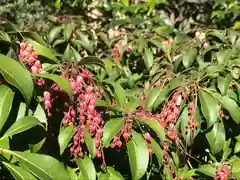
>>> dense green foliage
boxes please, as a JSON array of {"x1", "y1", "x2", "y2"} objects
[{"x1": 0, "y1": 0, "x2": 240, "y2": 180}]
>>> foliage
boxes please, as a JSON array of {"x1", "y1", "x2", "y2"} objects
[{"x1": 0, "y1": 0, "x2": 240, "y2": 180}]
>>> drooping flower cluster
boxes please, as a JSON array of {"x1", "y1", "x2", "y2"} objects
[
  {"x1": 19, "y1": 42, "x2": 45, "y2": 85},
  {"x1": 112, "y1": 43, "x2": 120, "y2": 64},
  {"x1": 43, "y1": 91, "x2": 53, "y2": 117},
  {"x1": 215, "y1": 165, "x2": 232, "y2": 180}
]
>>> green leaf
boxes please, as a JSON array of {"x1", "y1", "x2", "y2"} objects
[
  {"x1": 84, "y1": 127, "x2": 96, "y2": 158},
  {"x1": 144, "y1": 86, "x2": 168, "y2": 109},
  {"x1": 197, "y1": 165, "x2": 216, "y2": 177},
  {"x1": 143, "y1": 48, "x2": 153, "y2": 69},
  {"x1": 78, "y1": 56, "x2": 104, "y2": 67},
  {"x1": 207, "y1": 30, "x2": 226, "y2": 43},
  {"x1": 48, "y1": 26, "x2": 63, "y2": 44},
  {"x1": 32, "y1": 73, "x2": 72, "y2": 96},
  {"x1": 64, "y1": 24, "x2": 72, "y2": 41},
  {"x1": 232, "y1": 160, "x2": 240, "y2": 178},
  {"x1": 3, "y1": 162, "x2": 37, "y2": 180},
  {"x1": 102, "y1": 118, "x2": 125, "y2": 147},
  {"x1": 213, "y1": 93, "x2": 240, "y2": 124},
  {"x1": 228, "y1": 30, "x2": 237, "y2": 45},
  {"x1": 199, "y1": 90, "x2": 219, "y2": 128},
  {"x1": 16, "y1": 102, "x2": 27, "y2": 120},
  {"x1": 0, "y1": 54, "x2": 34, "y2": 105},
  {"x1": 29, "y1": 138, "x2": 46, "y2": 153},
  {"x1": 76, "y1": 156, "x2": 96, "y2": 180},
  {"x1": 21, "y1": 32, "x2": 46, "y2": 45},
  {"x1": 2, "y1": 116, "x2": 41, "y2": 139},
  {"x1": 206, "y1": 120, "x2": 225, "y2": 155},
  {"x1": 33, "y1": 103, "x2": 47, "y2": 124},
  {"x1": 98, "y1": 167, "x2": 124, "y2": 180},
  {"x1": 53, "y1": 39, "x2": 65, "y2": 47},
  {"x1": 216, "y1": 49, "x2": 231, "y2": 65},
  {"x1": 2, "y1": 150, "x2": 70, "y2": 180},
  {"x1": 76, "y1": 32, "x2": 93, "y2": 53},
  {"x1": 58, "y1": 125, "x2": 75, "y2": 155},
  {"x1": 234, "y1": 142, "x2": 240, "y2": 154},
  {"x1": 150, "y1": 139, "x2": 163, "y2": 167},
  {"x1": 137, "y1": 117, "x2": 165, "y2": 142},
  {"x1": 26, "y1": 39, "x2": 57, "y2": 62},
  {"x1": 0, "y1": 84, "x2": 15, "y2": 132},
  {"x1": 67, "y1": 167, "x2": 78, "y2": 180},
  {"x1": 110, "y1": 82, "x2": 125, "y2": 108},
  {"x1": 217, "y1": 75, "x2": 231, "y2": 95},
  {"x1": 182, "y1": 48, "x2": 198, "y2": 68},
  {"x1": 126, "y1": 131, "x2": 149, "y2": 180}
]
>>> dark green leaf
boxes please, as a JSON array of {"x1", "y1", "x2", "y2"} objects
[
  {"x1": 78, "y1": 56, "x2": 104, "y2": 67},
  {"x1": 102, "y1": 118, "x2": 125, "y2": 147},
  {"x1": 2, "y1": 116, "x2": 41, "y2": 138},
  {"x1": 84, "y1": 127, "x2": 96, "y2": 158},
  {"x1": 0, "y1": 84, "x2": 15, "y2": 132},
  {"x1": 199, "y1": 90, "x2": 219, "y2": 128},
  {"x1": 216, "y1": 49, "x2": 231, "y2": 65},
  {"x1": 76, "y1": 156, "x2": 96, "y2": 180},
  {"x1": 3, "y1": 162, "x2": 37, "y2": 180},
  {"x1": 206, "y1": 120, "x2": 225, "y2": 154},
  {"x1": 32, "y1": 73, "x2": 72, "y2": 96},
  {"x1": 137, "y1": 117, "x2": 165, "y2": 142},
  {"x1": 182, "y1": 48, "x2": 198, "y2": 68},
  {"x1": 58, "y1": 125, "x2": 74, "y2": 155},
  {"x1": 126, "y1": 131, "x2": 149, "y2": 180},
  {"x1": 217, "y1": 75, "x2": 231, "y2": 95},
  {"x1": 0, "y1": 54, "x2": 34, "y2": 105}
]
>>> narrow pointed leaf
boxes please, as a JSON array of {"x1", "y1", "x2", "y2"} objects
[
  {"x1": 76, "y1": 156, "x2": 96, "y2": 180},
  {"x1": 217, "y1": 75, "x2": 231, "y2": 95},
  {"x1": 33, "y1": 104, "x2": 47, "y2": 124},
  {"x1": 199, "y1": 90, "x2": 218, "y2": 128},
  {"x1": 84, "y1": 127, "x2": 96, "y2": 158},
  {"x1": 3, "y1": 162, "x2": 37, "y2": 180},
  {"x1": 206, "y1": 120, "x2": 225, "y2": 154},
  {"x1": 67, "y1": 167, "x2": 78, "y2": 180},
  {"x1": 1, "y1": 150, "x2": 70, "y2": 180},
  {"x1": 126, "y1": 131, "x2": 149, "y2": 180},
  {"x1": 102, "y1": 118, "x2": 125, "y2": 147},
  {"x1": 48, "y1": 26, "x2": 63, "y2": 44},
  {"x1": 150, "y1": 139, "x2": 163, "y2": 167},
  {"x1": 3, "y1": 116, "x2": 41, "y2": 138},
  {"x1": 143, "y1": 48, "x2": 153, "y2": 69},
  {"x1": 32, "y1": 73, "x2": 72, "y2": 96},
  {"x1": 78, "y1": 56, "x2": 104, "y2": 67},
  {"x1": 145, "y1": 86, "x2": 168, "y2": 109},
  {"x1": 137, "y1": 117, "x2": 165, "y2": 142},
  {"x1": 58, "y1": 125, "x2": 75, "y2": 155},
  {"x1": 0, "y1": 54, "x2": 33, "y2": 105},
  {"x1": 64, "y1": 23, "x2": 72, "y2": 41},
  {"x1": 182, "y1": 48, "x2": 198, "y2": 68},
  {"x1": 0, "y1": 85, "x2": 15, "y2": 132}
]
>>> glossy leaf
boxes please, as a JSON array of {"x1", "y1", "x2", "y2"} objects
[
  {"x1": 67, "y1": 167, "x2": 78, "y2": 180},
  {"x1": 1, "y1": 150, "x2": 70, "y2": 180},
  {"x1": 137, "y1": 117, "x2": 165, "y2": 142},
  {"x1": 213, "y1": 93, "x2": 240, "y2": 124},
  {"x1": 143, "y1": 48, "x2": 153, "y2": 69},
  {"x1": 64, "y1": 24, "x2": 72, "y2": 41},
  {"x1": 32, "y1": 73, "x2": 72, "y2": 96},
  {"x1": 145, "y1": 86, "x2": 168, "y2": 109},
  {"x1": 33, "y1": 104, "x2": 47, "y2": 124},
  {"x1": 3, "y1": 162, "x2": 37, "y2": 180},
  {"x1": 84, "y1": 127, "x2": 96, "y2": 158},
  {"x1": 197, "y1": 165, "x2": 216, "y2": 177},
  {"x1": 26, "y1": 39, "x2": 57, "y2": 61},
  {"x1": 78, "y1": 56, "x2": 104, "y2": 67},
  {"x1": 217, "y1": 75, "x2": 231, "y2": 95},
  {"x1": 150, "y1": 139, "x2": 163, "y2": 167},
  {"x1": 199, "y1": 90, "x2": 218, "y2": 128},
  {"x1": 76, "y1": 156, "x2": 96, "y2": 180},
  {"x1": 58, "y1": 125, "x2": 75, "y2": 155},
  {"x1": 182, "y1": 48, "x2": 198, "y2": 68},
  {"x1": 48, "y1": 26, "x2": 63, "y2": 44},
  {"x1": 206, "y1": 120, "x2": 225, "y2": 154},
  {"x1": 98, "y1": 167, "x2": 124, "y2": 180},
  {"x1": 110, "y1": 82, "x2": 125, "y2": 108},
  {"x1": 0, "y1": 54, "x2": 34, "y2": 105},
  {"x1": 102, "y1": 118, "x2": 125, "y2": 147},
  {"x1": 2, "y1": 116, "x2": 41, "y2": 139},
  {"x1": 29, "y1": 138, "x2": 46, "y2": 153},
  {"x1": 126, "y1": 131, "x2": 149, "y2": 180},
  {"x1": 0, "y1": 85, "x2": 15, "y2": 132}
]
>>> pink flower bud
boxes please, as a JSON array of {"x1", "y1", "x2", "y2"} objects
[
  {"x1": 43, "y1": 91, "x2": 51, "y2": 101},
  {"x1": 20, "y1": 43, "x2": 26, "y2": 50},
  {"x1": 31, "y1": 66, "x2": 39, "y2": 73},
  {"x1": 144, "y1": 133, "x2": 151, "y2": 141}
]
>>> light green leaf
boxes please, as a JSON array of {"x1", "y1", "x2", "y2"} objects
[
  {"x1": 78, "y1": 56, "x2": 104, "y2": 67},
  {"x1": 33, "y1": 103, "x2": 47, "y2": 124},
  {"x1": 217, "y1": 75, "x2": 231, "y2": 95},
  {"x1": 0, "y1": 54, "x2": 34, "y2": 105},
  {"x1": 199, "y1": 90, "x2": 219, "y2": 128},
  {"x1": 126, "y1": 131, "x2": 149, "y2": 180},
  {"x1": 3, "y1": 162, "x2": 37, "y2": 180},
  {"x1": 2, "y1": 116, "x2": 41, "y2": 139},
  {"x1": 98, "y1": 167, "x2": 124, "y2": 180},
  {"x1": 84, "y1": 127, "x2": 96, "y2": 158},
  {"x1": 67, "y1": 167, "x2": 78, "y2": 180},
  {"x1": 197, "y1": 165, "x2": 216, "y2": 177},
  {"x1": 102, "y1": 118, "x2": 125, "y2": 147},
  {"x1": 206, "y1": 120, "x2": 225, "y2": 154},
  {"x1": 29, "y1": 138, "x2": 46, "y2": 153},
  {"x1": 64, "y1": 24, "x2": 72, "y2": 41},
  {"x1": 48, "y1": 26, "x2": 63, "y2": 44},
  {"x1": 150, "y1": 139, "x2": 162, "y2": 167},
  {"x1": 232, "y1": 160, "x2": 240, "y2": 178},
  {"x1": 234, "y1": 142, "x2": 240, "y2": 154},
  {"x1": 143, "y1": 48, "x2": 153, "y2": 69},
  {"x1": 76, "y1": 156, "x2": 96, "y2": 180},
  {"x1": 1, "y1": 150, "x2": 70, "y2": 180},
  {"x1": 26, "y1": 39, "x2": 57, "y2": 61},
  {"x1": 58, "y1": 125, "x2": 75, "y2": 155},
  {"x1": 182, "y1": 48, "x2": 198, "y2": 68},
  {"x1": 0, "y1": 84, "x2": 15, "y2": 132},
  {"x1": 137, "y1": 117, "x2": 165, "y2": 142},
  {"x1": 32, "y1": 73, "x2": 72, "y2": 96}
]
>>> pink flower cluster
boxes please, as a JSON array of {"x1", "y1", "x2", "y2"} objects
[
  {"x1": 19, "y1": 42, "x2": 45, "y2": 85},
  {"x1": 215, "y1": 165, "x2": 232, "y2": 180}
]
